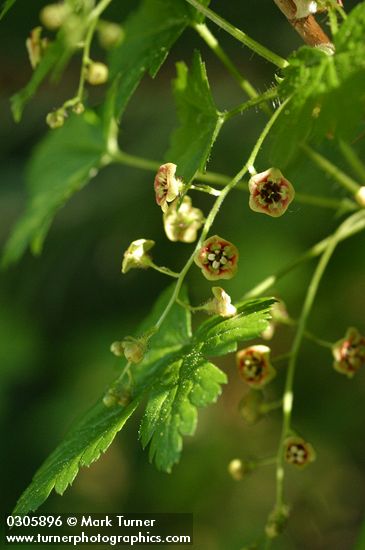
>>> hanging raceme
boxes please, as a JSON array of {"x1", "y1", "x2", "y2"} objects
[{"x1": 3, "y1": 0, "x2": 365, "y2": 547}]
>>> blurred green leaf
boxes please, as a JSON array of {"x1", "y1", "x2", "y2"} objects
[
  {"x1": 0, "y1": 0, "x2": 16, "y2": 20},
  {"x1": 354, "y1": 516, "x2": 365, "y2": 550},
  {"x1": 271, "y1": 2, "x2": 365, "y2": 166},
  {"x1": 11, "y1": 17, "x2": 87, "y2": 122},
  {"x1": 2, "y1": 112, "x2": 105, "y2": 266},
  {"x1": 166, "y1": 50, "x2": 223, "y2": 183},
  {"x1": 13, "y1": 285, "x2": 273, "y2": 512},
  {"x1": 107, "y1": 0, "x2": 210, "y2": 121}
]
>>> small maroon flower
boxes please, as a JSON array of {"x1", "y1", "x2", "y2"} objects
[
  {"x1": 194, "y1": 235, "x2": 239, "y2": 281},
  {"x1": 236, "y1": 345, "x2": 276, "y2": 389},
  {"x1": 284, "y1": 436, "x2": 316, "y2": 468},
  {"x1": 332, "y1": 327, "x2": 365, "y2": 378},
  {"x1": 154, "y1": 163, "x2": 181, "y2": 212},
  {"x1": 248, "y1": 168, "x2": 295, "y2": 217}
]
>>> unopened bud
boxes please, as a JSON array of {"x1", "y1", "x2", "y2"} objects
[
  {"x1": 40, "y1": 3, "x2": 70, "y2": 30},
  {"x1": 97, "y1": 21, "x2": 124, "y2": 49},
  {"x1": 86, "y1": 61, "x2": 109, "y2": 85},
  {"x1": 46, "y1": 109, "x2": 65, "y2": 129}
]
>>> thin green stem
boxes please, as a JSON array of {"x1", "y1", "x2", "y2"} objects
[
  {"x1": 190, "y1": 183, "x2": 221, "y2": 197},
  {"x1": 260, "y1": 400, "x2": 283, "y2": 414},
  {"x1": 149, "y1": 263, "x2": 180, "y2": 278},
  {"x1": 302, "y1": 143, "x2": 361, "y2": 195},
  {"x1": 184, "y1": 0, "x2": 288, "y2": 69},
  {"x1": 242, "y1": 210, "x2": 365, "y2": 300},
  {"x1": 63, "y1": 0, "x2": 113, "y2": 110},
  {"x1": 338, "y1": 140, "x2": 365, "y2": 185},
  {"x1": 274, "y1": 210, "x2": 365, "y2": 510},
  {"x1": 328, "y1": 8, "x2": 339, "y2": 36},
  {"x1": 193, "y1": 22, "x2": 272, "y2": 115},
  {"x1": 223, "y1": 88, "x2": 278, "y2": 121},
  {"x1": 153, "y1": 99, "x2": 290, "y2": 331},
  {"x1": 278, "y1": 316, "x2": 334, "y2": 349}
]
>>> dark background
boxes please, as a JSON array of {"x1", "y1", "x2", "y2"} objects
[{"x1": 1, "y1": 1, "x2": 365, "y2": 549}]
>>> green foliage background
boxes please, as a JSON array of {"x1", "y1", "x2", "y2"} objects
[{"x1": 1, "y1": 1, "x2": 365, "y2": 548}]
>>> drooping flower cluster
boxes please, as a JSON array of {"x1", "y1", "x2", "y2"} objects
[
  {"x1": 332, "y1": 327, "x2": 365, "y2": 378},
  {"x1": 284, "y1": 436, "x2": 316, "y2": 468},
  {"x1": 236, "y1": 345, "x2": 276, "y2": 389},
  {"x1": 248, "y1": 168, "x2": 295, "y2": 217},
  {"x1": 194, "y1": 235, "x2": 239, "y2": 281}
]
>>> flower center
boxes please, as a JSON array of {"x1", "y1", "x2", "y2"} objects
[
  {"x1": 242, "y1": 355, "x2": 264, "y2": 380},
  {"x1": 260, "y1": 181, "x2": 282, "y2": 204},
  {"x1": 207, "y1": 245, "x2": 231, "y2": 271},
  {"x1": 286, "y1": 444, "x2": 308, "y2": 465}
]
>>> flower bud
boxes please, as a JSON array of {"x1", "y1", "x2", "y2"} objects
[
  {"x1": 239, "y1": 390, "x2": 265, "y2": 425},
  {"x1": 103, "y1": 387, "x2": 131, "y2": 408},
  {"x1": 86, "y1": 61, "x2": 109, "y2": 85},
  {"x1": 355, "y1": 187, "x2": 365, "y2": 208},
  {"x1": 46, "y1": 109, "x2": 66, "y2": 129},
  {"x1": 154, "y1": 163, "x2": 182, "y2": 212},
  {"x1": 332, "y1": 327, "x2": 365, "y2": 378},
  {"x1": 163, "y1": 196, "x2": 204, "y2": 243},
  {"x1": 72, "y1": 102, "x2": 85, "y2": 115},
  {"x1": 248, "y1": 168, "x2": 295, "y2": 217},
  {"x1": 121, "y1": 239, "x2": 155, "y2": 274},
  {"x1": 97, "y1": 21, "x2": 124, "y2": 49},
  {"x1": 265, "y1": 505, "x2": 290, "y2": 539},
  {"x1": 236, "y1": 345, "x2": 276, "y2": 389},
  {"x1": 115, "y1": 336, "x2": 147, "y2": 364},
  {"x1": 284, "y1": 436, "x2": 316, "y2": 468},
  {"x1": 261, "y1": 300, "x2": 288, "y2": 340},
  {"x1": 194, "y1": 235, "x2": 239, "y2": 281},
  {"x1": 228, "y1": 459, "x2": 249, "y2": 481},
  {"x1": 26, "y1": 27, "x2": 49, "y2": 69},
  {"x1": 40, "y1": 3, "x2": 70, "y2": 30},
  {"x1": 204, "y1": 287, "x2": 237, "y2": 317}
]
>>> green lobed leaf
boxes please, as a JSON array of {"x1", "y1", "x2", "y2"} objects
[
  {"x1": 195, "y1": 298, "x2": 276, "y2": 357},
  {"x1": 165, "y1": 50, "x2": 223, "y2": 183},
  {"x1": 13, "y1": 285, "x2": 190, "y2": 514},
  {"x1": 14, "y1": 399, "x2": 141, "y2": 514},
  {"x1": 13, "y1": 286, "x2": 273, "y2": 512},
  {"x1": 0, "y1": 0, "x2": 16, "y2": 20},
  {"x1": 139, "y1": 352, "x2": 226, "y2": 472},
  {"x1": 106, "y1": 0, "x2": 210, "y2": 121},
  {"x1": 2, "y1": 112, "x2": 105, "y2": 266},
  {"x1": 270, "y1": 3, "x2": 365, "y2": 166}
]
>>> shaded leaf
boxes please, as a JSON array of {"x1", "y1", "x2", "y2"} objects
[
  {"x1": 13, "y1": 285, "x2": 189, "y2": 514},
  {"x1": 106, "y1": 0, "x2": 210, "y2": 121},
  {"x1": 0, "y1": 0, "x2": 16, "y2": 20},
  {"x1": 271, "y1": 3, "x2": 365, "y2": 166},
  {"x1": 2, "y1": 112, "x2": 105, "y2": 266},
  {"x1": 166, "y1": 50, "x2": 223, "y2": 183}
]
